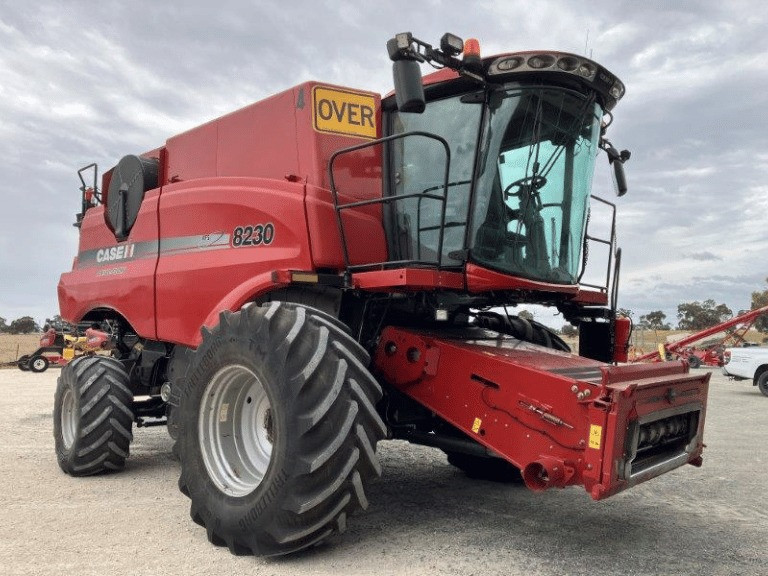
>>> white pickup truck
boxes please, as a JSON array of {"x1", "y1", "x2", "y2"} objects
[{"x1": 722, "y1": 346, "x2": 768, "y2": 397}]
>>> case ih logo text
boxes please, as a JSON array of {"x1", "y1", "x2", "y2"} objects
[
  {"x1": 97, "y1": 244, "x2": 136, "y2": 263},
  {"x1": 312, "y1": 86, "x2": 377, "y2": 138}
]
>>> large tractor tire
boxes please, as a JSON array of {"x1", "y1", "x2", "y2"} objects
[
  {"x1": 29, "y1": 355, "x2": 50, "y2": 373},
  {"x1": 17, "y1": 355, "x2": 31, "y2": 371},
  {"x1": 53, "y1": 356, "x2": 134, "y2": 475},
  {"x1": 176, "y1": 302, "x2": 387, "y2": 556},
  {"x1": 444, "y1": 451, "x2": 524, "y2": 483}
]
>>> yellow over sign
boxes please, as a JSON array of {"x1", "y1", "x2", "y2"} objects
[{"x1": 313, "y1": 86, "x2": 377, "y2": 138}]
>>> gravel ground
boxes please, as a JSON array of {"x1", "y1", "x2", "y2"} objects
[{"x1": 1, "y1": 366, "x2": 765, "y2": 576}]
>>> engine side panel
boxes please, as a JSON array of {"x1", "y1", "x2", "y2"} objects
[{"x1": 154, "y1": 178, "x2": 313, "y2": 346}]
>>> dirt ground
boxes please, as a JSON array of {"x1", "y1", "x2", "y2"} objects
[{"x1": 0, "y1": 366, "x2": 765, "y2": 576}]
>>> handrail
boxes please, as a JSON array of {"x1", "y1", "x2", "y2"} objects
[
  {"x1": 328, "y1": 131, "x2": 452, "y2": 271},
  {"x1": 578, "y1": 194, "x2": 617, "y2": 295}
]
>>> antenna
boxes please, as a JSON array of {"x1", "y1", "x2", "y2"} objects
[{"x1": 584, "y1": 28, "x2": 593, "y2": 59}]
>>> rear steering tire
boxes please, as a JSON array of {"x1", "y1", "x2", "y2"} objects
[
  {"x1": 176, "y1": 302, "x2": 386, "y2": 556},
  {"x1": 53, "y1": 356, "x2": 134, "y2": 475}
]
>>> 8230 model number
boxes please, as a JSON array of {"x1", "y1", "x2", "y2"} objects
[{"x1": 232, "y1": 223, "x2": 275, "y2": 247}]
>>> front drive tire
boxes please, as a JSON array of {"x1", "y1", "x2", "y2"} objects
[
  {"x1": 176, "y1": 302, "x2": 387, "y2": 556},
  {"x1": 53, "y1": 356, "x2": 134, "y2": 475},
  {"x1": 757, "y1": 372, "x2": 768, "y2": 397}
]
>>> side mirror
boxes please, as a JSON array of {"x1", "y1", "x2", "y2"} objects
[
  {"x1": 392, "y1": 59, "x2": 425, "y2": 113},
  {"x1": 612, "y1": 158, "x2": 627, "y2": 197},
  {"x1": 603, "y1": 142, "x2": 630, "y2": 197}
]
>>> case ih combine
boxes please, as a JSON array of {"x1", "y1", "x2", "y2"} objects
[{"x1": 55, "y1": 32, "x2": 710, "y2": 556}]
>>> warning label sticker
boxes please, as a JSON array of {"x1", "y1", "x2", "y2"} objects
[
  {"x1": 312, "y1": 86, "x2": 377, "y2": 138},
  {"x1": 588, "y1": 424, "x2": 603, "y2": 449}
]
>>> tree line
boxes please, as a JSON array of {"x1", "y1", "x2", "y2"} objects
[
  {"x1": 0, "y1": 316, "x2": 41, "y2": 334},
  {"x1": 0, "y1": 314, "x2": 71, "y2": 335},
  {"x1": 620, "y1": 278, "x2": 768, "y2": 334}
]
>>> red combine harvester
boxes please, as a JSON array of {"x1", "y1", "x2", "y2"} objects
[
  {"x1": 55, "y1": 32, "x2": 710, "y2": 556},
  {"x1": 634, "y1": 305, "x2": 768, "y2": 368}
]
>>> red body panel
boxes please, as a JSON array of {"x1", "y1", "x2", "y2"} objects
[
  {"x1": 59, "y1": 82, "x2": 386, "y2": 346},
  {"x1": 374, "y1": 327, "x2": 709, "y2": 498},
  {"x1": 352, "y1": 268, "x2": 465, "y2": 291},
  {"x1": 59, "y1": 190, "x2": 160, "y2": 338},
  {"x1": 154, "y1": 177, "x2": 312, "y2": 345}
]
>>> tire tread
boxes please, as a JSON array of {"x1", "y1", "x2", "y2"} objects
[
  {"x1": 53, "y1": 356, "x2": 134, "y2": 476},
  {"x1": 176, "y1": 302, "x2": 386, "y2": 556}
]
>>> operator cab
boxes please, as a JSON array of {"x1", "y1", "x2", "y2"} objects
[
  {"x1": 331, "y1": 32, "x2": 630, "y2": 303},
  {"x1": 387, "y1": 81, "x2": 604, "y2": 286}
]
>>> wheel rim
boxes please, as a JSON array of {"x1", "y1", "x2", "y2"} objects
[
  {"x1": 199, "y1": 364, "x2": 273, "y2": 497},
  {"x1": 32, "y1": 358, "x2": 46, "y2": 371},
  {"x1": 60, "y1": 387, "x2": 77, "y2": 449}
]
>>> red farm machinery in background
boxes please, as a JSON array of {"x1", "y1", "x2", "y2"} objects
[
  {"x1": 634, "y1": 305, "x2": 768, "y2": 368},
  {"x1": 52, "y1": 32, "x2": 710, "y2": 556},
  {"x1": 16, "y1": 323, "x2": 113, "y2": 373}
]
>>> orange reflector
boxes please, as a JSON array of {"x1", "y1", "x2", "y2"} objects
[
  {"x1": 464, "y1": 38, "x2": 481, "y2": 58},
  {"x1": 291, "y1": 272, "x2": 319, "y2": 284}
]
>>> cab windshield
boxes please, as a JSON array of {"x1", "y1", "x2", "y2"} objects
[
  {"x1": 388, "y1": 85, "x2": 602, "y2": 285},
  {"x1": 471, "y1": 87, "x2": 603, "y2": 284}
]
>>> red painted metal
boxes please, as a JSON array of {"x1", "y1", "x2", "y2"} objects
[
  {"x1": 59, "y1": 82, "x2": 386, "y2": 347},
  {"x1": 351, "y1": 268, "x2": 465, "y2": 291},
  {"x1": 465, "y1": 263, "x2": 580, "y2": 296},
  {"x1": 40, "y1": 328, "x2": 56, "y2": 348},
  {"x1": 374, "y1": 326, "x2": 709, "y2": 499},
  {"x1": 635, "y1": 305, "x2": 768, "y2": 363},
  {"x1": 59, "y1": 189, "x2": 161, "y2": 339},
  {"x1": 613, "y1": 316, "x2": 631, "y2": 363}
]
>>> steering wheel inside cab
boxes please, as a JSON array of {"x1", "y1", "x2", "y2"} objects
[{"x1": 502, "y1": 175, "x2": 547, "y2": 201}]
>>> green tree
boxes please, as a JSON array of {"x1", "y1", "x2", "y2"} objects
[
  {"x1": 8, "y1": 316, "x2": 41, "y2": 334},
  {"x1": 677, "y1": 300, "x2": 732, "y2": 330},
  {"x1": 616, "y1": 308, "x2": 633, "y2": 323},
  {"x1": 751, "y1": 277, "x2": 768, "y2": 333},
  {"x1": 640, "y1": 310, "x2": 671, "y2": 331},
  {"x1": 0, "y1": 316, "x2": 7, "y2": 333},
  {"x1": 561, "y1": 324, "x2": 578, "y2": 337}
]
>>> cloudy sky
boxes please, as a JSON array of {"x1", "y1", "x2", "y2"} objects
[{"x1": 1, "y1": 0, "x2": 766, "y2": 329}]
